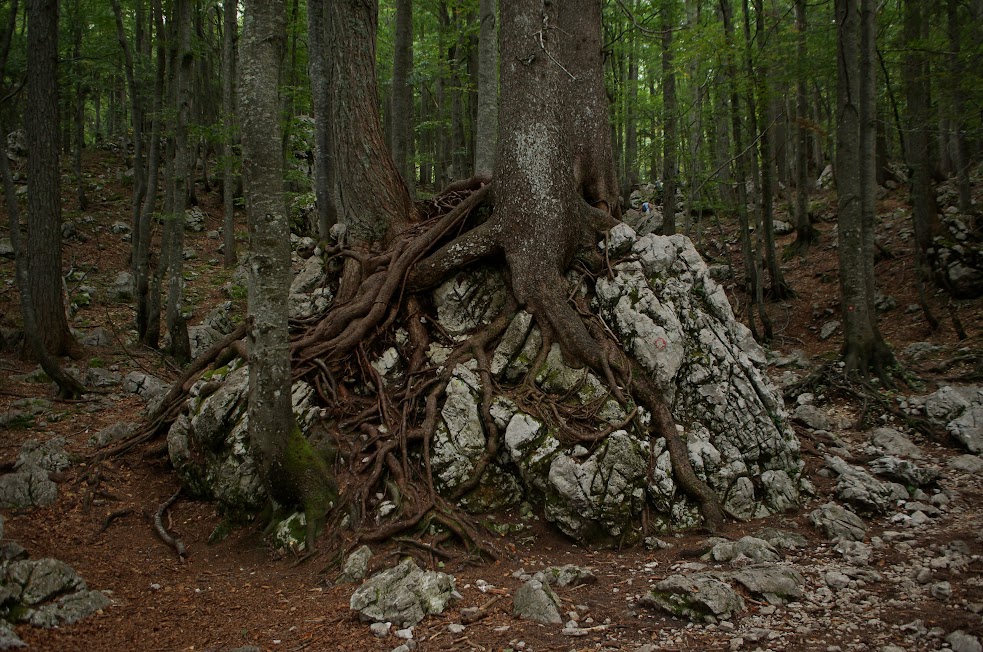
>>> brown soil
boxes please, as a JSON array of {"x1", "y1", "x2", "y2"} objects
[{"x1": 1, "y1": 147, "x2": 982, "y2": 651}]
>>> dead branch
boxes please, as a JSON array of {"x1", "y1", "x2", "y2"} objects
[{"x1": 153, "y1": 488, "x2": 187, "y2": 558}]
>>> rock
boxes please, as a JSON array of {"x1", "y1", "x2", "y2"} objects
[
  {"x1": 708, "y1": 536, "x2": 780, "y2": 564},
  {"x1": 754, "y1": 528, "x2": 807, "y2": 550},
  {"x1": 88, "y1": 422, "x2": 138, "y2": 449},
  {"x1": 773, "y1": 220, "x2": 794, "y2": 235},
  {"x1": 512, "y1": 578, "x2": 562, "y2": 624},
  {"x1": 289, "y1": 288, "x2": 333, "y2": 320},
  {"x1": 109, "y1": 271, "x2": 133, "y2": 301},
  {"x1": 110, "y1": 221, "x2": 130, "y2": 234},
  {"x1": 808, "y1": 502, "x2": 868, "y2": 542},
  {"x1": 834, "y1": 540, "x2": 872, "y2": 566},
  {"x1": 868, "y1": 427, "x2": 923, "y2": 459},
  {"x1": 0, "y1": 558, "x2": 110, "y2": 628},
  {"x1": 947, "y1": 631, "x2": 982, "y2": 652},
  {"x1": 920, "y1": 386, "x2": 983, "y2": 453},
  {"x1": 188, "y1": 325, "x2": 223, "y2": 360},
  {"x1": 639, "y1": 572, "x2": 744, "y2": 623},
  {"x1": 825, "y1": 456, "x2": 900, "y2": 514},
  {"x1": 0, "y1": 239, "x2": 12, "y2": 260},
  {"x1": 543, "y1": 565, "x2": 597, "y2": 588},
  {"x1": 124, "y1": 371, "x2": 168, "y2": 401},
  {"x1": 434, "y1": 265, "x2": 508, "y2": 338},
  {"x1": 817, "y1": 163, "x2": 834, "y2": 189},
  {"x1": 185, "y1": 206, "x2": 206, "y2": 232},
  {"x1": 731, "y1": 566, "x2": 804, "y2": 604},
  {"x1": 949, "y1": 455, "x2": 983, "y2": 474},
  {"x1": 349, "y1": 559, "x2": 457, "y2": 627},
  {"x1": 79, "y1": 327, "x2": 113, "y2": 348},
  {"x1": 337, "y1": 545, "x2": 373, "y2": 584},
  {"x1": 16, "y1": 438, "x2": 70, "y2": 473},
  {"x1": 290, "y1": 255, "x2": 327, "y2": 295},
  {"x1": 202, "y1": 301, "x2": 237, "y2": 335},
  {"x1": 867, "y1": 456, "x2": 939, "y2": 487},
  {"x1": 369, "y1": 622, "x2": 391, "y2": 637},
  {"x1": 819, "y1": 321, "x2": 840, "y2": 341},
  {"x1": 85, "y1": 367, "x2": 122, "y2": 388},
  {"x1": 793, "y1": 404, "x2": 832, "y2": 431},
  {"x1": 0, "y1": 470, "x2": 58, "y2": 509}
]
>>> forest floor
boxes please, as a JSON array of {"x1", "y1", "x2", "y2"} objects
[{"x1": 1, "y1": 148, "x2": 983, "y2": 652}]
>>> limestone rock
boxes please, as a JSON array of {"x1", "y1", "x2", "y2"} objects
[
  {"x1": 867, "y1": 456, "x2": 939, "y2": 487},
  {"x1": 290, "y1": 255, "x2": 327, "y2": 296},
  {"x1": 349, "y1": 559, "x2": 457, "y2": 627},
  {"x1": 88, "y1": 422, "x2": 138, "y2": 449},
  {"x1": 0, "y1": 558, "x2": 110, "y2": 628},
  {"x1": 825, "y1": 456, "x2": 901, "y2": 514},
  {"x1": 640, "y1": 572, "x2": 744, "y2": 623},
  {"x1": 109, "y1": 271, "x2": 133, "y2": 301},
  {"x1": 808, "y1": 502, "x2": 868, "y2": 542},
  {"x1": 543, "y1": 565, "x2": 597, "y2": 588},
  {"x1": 920, "y1": 386, "x2": 983, "y2": 453},
  {"x1": 337, "y1": 545, "x2": 373, "y2": 584},
  {"x1": 124, "y1": 372, "x2": 168, "y2": 401},
  {"x1": 433, "y1": 265, "x2": 507, "y2": 338},
  {"x1": 948, "y1": 631, "x2": 983, "y2": 652},
  {"x1": 512, "y1": 578, "x2": 562, "y2": 624},
  {"x1": 868, "y1": 427, "x2": 923, "y2": 459},
  {"x1": 731, "y1": 566, "x2": 804, "y2": 604},
  {"x1": 0, "y1": 471, "x2": 57, "y2": 509},
  {"x1": 709, "y1": 536, "x2": 780, "y2": 564}
]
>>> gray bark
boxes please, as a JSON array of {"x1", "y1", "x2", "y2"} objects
[
  {"x1": 222, "y1": 0, "x2": 237, "y2": 266},
  {"x1": 241, "y1": 0, "x2": 293, "y2": 484},
  {"x1": 661, "y1": 0, "x2": 678, "y2": 235},
  {"x1": 473, "y1": 0, "x2": 497, "y2": 178},
  {"x1": 26, "y1": 0, "x2": 76, "y2": 357},
  {"x1": 306, "y1": 0, "x2": 338, "y2": 240},
  {"x1": 792, "y1": 0, "x2": 815, "y2": 251}
]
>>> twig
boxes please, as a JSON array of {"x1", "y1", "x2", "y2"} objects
[
  {"x1": 153, "y1": 488, "x2": 187, "y2": 558},
  {"x1": 98, "y1": 507, "x2": 133, "y2": 534}
]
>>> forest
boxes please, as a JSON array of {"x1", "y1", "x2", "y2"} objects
[{"x1": 0, "y1": 0, "x2": 982, "y2": 650}]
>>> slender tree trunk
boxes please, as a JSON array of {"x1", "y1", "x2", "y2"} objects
[
  {"x1": 26, "y1": 0, "x2": 77, "y2": 358},
  {"x1": 622, "y1": 12, "x2": 638, "y2": 206},
  {"x1": 164, "y1": 0, "x2": 193, "y2": 362},
  {"x1": 72, "y1": 0, "x2": 87, "y2": 211},
  {"x1": 791, "y1": 0, "x2": 816, "y2": 253},
  {"x1": 947, "y1": 0, "x2": 972, "y2": 214},
  {"x1": 222, "y1": 0, "x2": 237, "y2": 266},
  {"x1": 473, "y1": 0, "x2": 497, "y2": 178},
  {"x1": 391, "y1": 0, "x2": 414, "y2": 194},
  {"x1": 241, "y1": 0, "x2": 335, "y2": 550},
  {"x1": 307, "y1": 0, "x2": 338, "y2": 241},
  {"x1": 662, "y1": 0, "x2": 678, "y2": 235}
]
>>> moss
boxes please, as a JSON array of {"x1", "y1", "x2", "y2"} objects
[{"x1": 270, "y1": 424, "x2": 338, "y2": 549}]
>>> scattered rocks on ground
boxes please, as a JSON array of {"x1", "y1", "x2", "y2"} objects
[
  {"x1": 825, "y1": 456, "x2": 905, "y2": 514},
  {"x1": 542, "y1": 565, "x2": 597, "y2": 588},
  {"x1": 349, "y1": 559, "x2": 457, "y2": 627},
  {"x1": 808, "y1": 502, "x2": 868, "y2": 541},
  {"x1": 337, "y1": 545, "x2": 373, "y2": 584},
  {"x1": 639, "y1": 572, "x2": 744, "y2": 623},
  {"x1": 512, "y1": 577, "x2": 562, "y2": 624},
  {"x1": 708, "y1": 536, "x2": 780, "y2": 564},
  {"x1": 730, "y1": 565, "x2": 804, "y2": 604}
]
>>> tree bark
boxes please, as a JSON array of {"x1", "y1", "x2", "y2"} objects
[
  {"x1": 391, "y1": 0, "x2": 414, "y2": 194},
  {"x1": 791, "y1": 0, "x2": 816, "y2": 252},
  {"x1": 473, "y1": 0, "x2": 497, "y2": 178},
  {"x1": 325, "y1": 0, "x2": 414, "y2": 248},
  {"x1": 307, "y1": 0, "x2": 338, "y2": 241},
  {"x1": 836, "y1": 0, "x2": 893, "y2": 377},
  {"x1": 222, "y1": 0, "x2": 237, "y2": 266},
  {"x1": 661, "y1": 0, "x2": 678, "y2": 235},
  {"x1": 164, "y1": 0, "x2": 193, "y2": 362},
  {"x1": 947, "y1": 0, "x2": 971, "y2": 214},
  {"x1": 26, "y1": 0, "x2": 77, "y2": 358},
  {"x1": 242, "y1": 0, "x2": 336, "y2": 548}
]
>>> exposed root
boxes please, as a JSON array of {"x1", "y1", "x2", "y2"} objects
[{"x1": 154, "y1": 488, "x2": 187, "y2": 559}]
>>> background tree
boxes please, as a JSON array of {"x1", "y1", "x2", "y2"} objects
[
  {"x1": 26, "y1": 0, "x2": 77, "y2": 357},
  {"x1": 473, "y1": 0, "x2": 497, "y2": 178}
]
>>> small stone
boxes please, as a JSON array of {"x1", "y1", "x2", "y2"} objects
[
  {"x1": 930, "y1": 581, "x2": 952, "y2": 600},
  {"x1": 394, "y1": 627, "x2": 413, "y2": 639},
  {"x1": 369, "y1": 622, "x2": 391, "y2": 638},
  {"x1": 447, "y1": 623, "x2": 465, "y2": 634},
  {"x1": 947, "y1": 631, "x2": 983, "y2": 652}
]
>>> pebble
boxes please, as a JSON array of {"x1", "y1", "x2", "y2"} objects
[
  {"x1": 448, "y1": 623, "x2": 465, "y2": 634},
  {"x1": 370, "y1": 622, "x2": 391, "y2": 638}
]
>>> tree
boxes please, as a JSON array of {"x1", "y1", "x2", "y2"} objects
[
  {"x1": 26, "y1": 0, "x2": 77, "y2": 358},
  {"x1": 391, "y1": 0, "x2": 414, "y2": 194},
  {"x1": 835, "y1": 0, "x2": 893, "y2": 377},
  {"x1": 306, "y1": 0, "x2": 338, "y2": 241},
  {"x1": 473, "y1": 0, "x2": 497, "y2": 178},
  {"x1": 240, "y1": 0, "x2": 336, "y2": 550},
  {"x1": 661, "y1": 0, "x2": 678, "y2": 235},
  {"x1": 790, "y1": 0, "x2": 818, "y2": 253},
  {"x1": 222, "y1": 0, "x2": 237, "y2": 267}
]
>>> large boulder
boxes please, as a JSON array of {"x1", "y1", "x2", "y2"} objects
[
  {"x1": 349, "y1": 559, "x2": 457, "y2": 627},
  {"x1": 917, "y1": 385, "x2": 983, "y2": 454},
  {"x1": 639, "y1": 572, "x2": 744, "y2": 623},
  {"x1": 166, "y1": 360, "x2": 321, "y2": 519}
]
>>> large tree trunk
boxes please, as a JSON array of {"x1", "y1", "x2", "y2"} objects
[
  {"x1": 26, "y1": 0, "x2": 77, "y2": 358},
  {"x1": 947, "y1": 0, "x2": 971, "y2": 214},
  {"x1": 241, "y1": 0, "x2": 335, "y2": 550},
  {"x1": 391, "y1": 0, "x2": 414, "y2": 194},
  {"x1": 473, "y1": 0, "x2": 497, "y2": 178},
  {"x1": 326, "y1": 0, "x2": 413, "y2": 248},
  {"x1": 836, "y1": 0, "x2": 893, "y2": 377}
]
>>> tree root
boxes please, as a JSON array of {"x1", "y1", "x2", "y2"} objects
[{"x1": 153, "y1": 488, "x2": 187, "y2": 558}]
